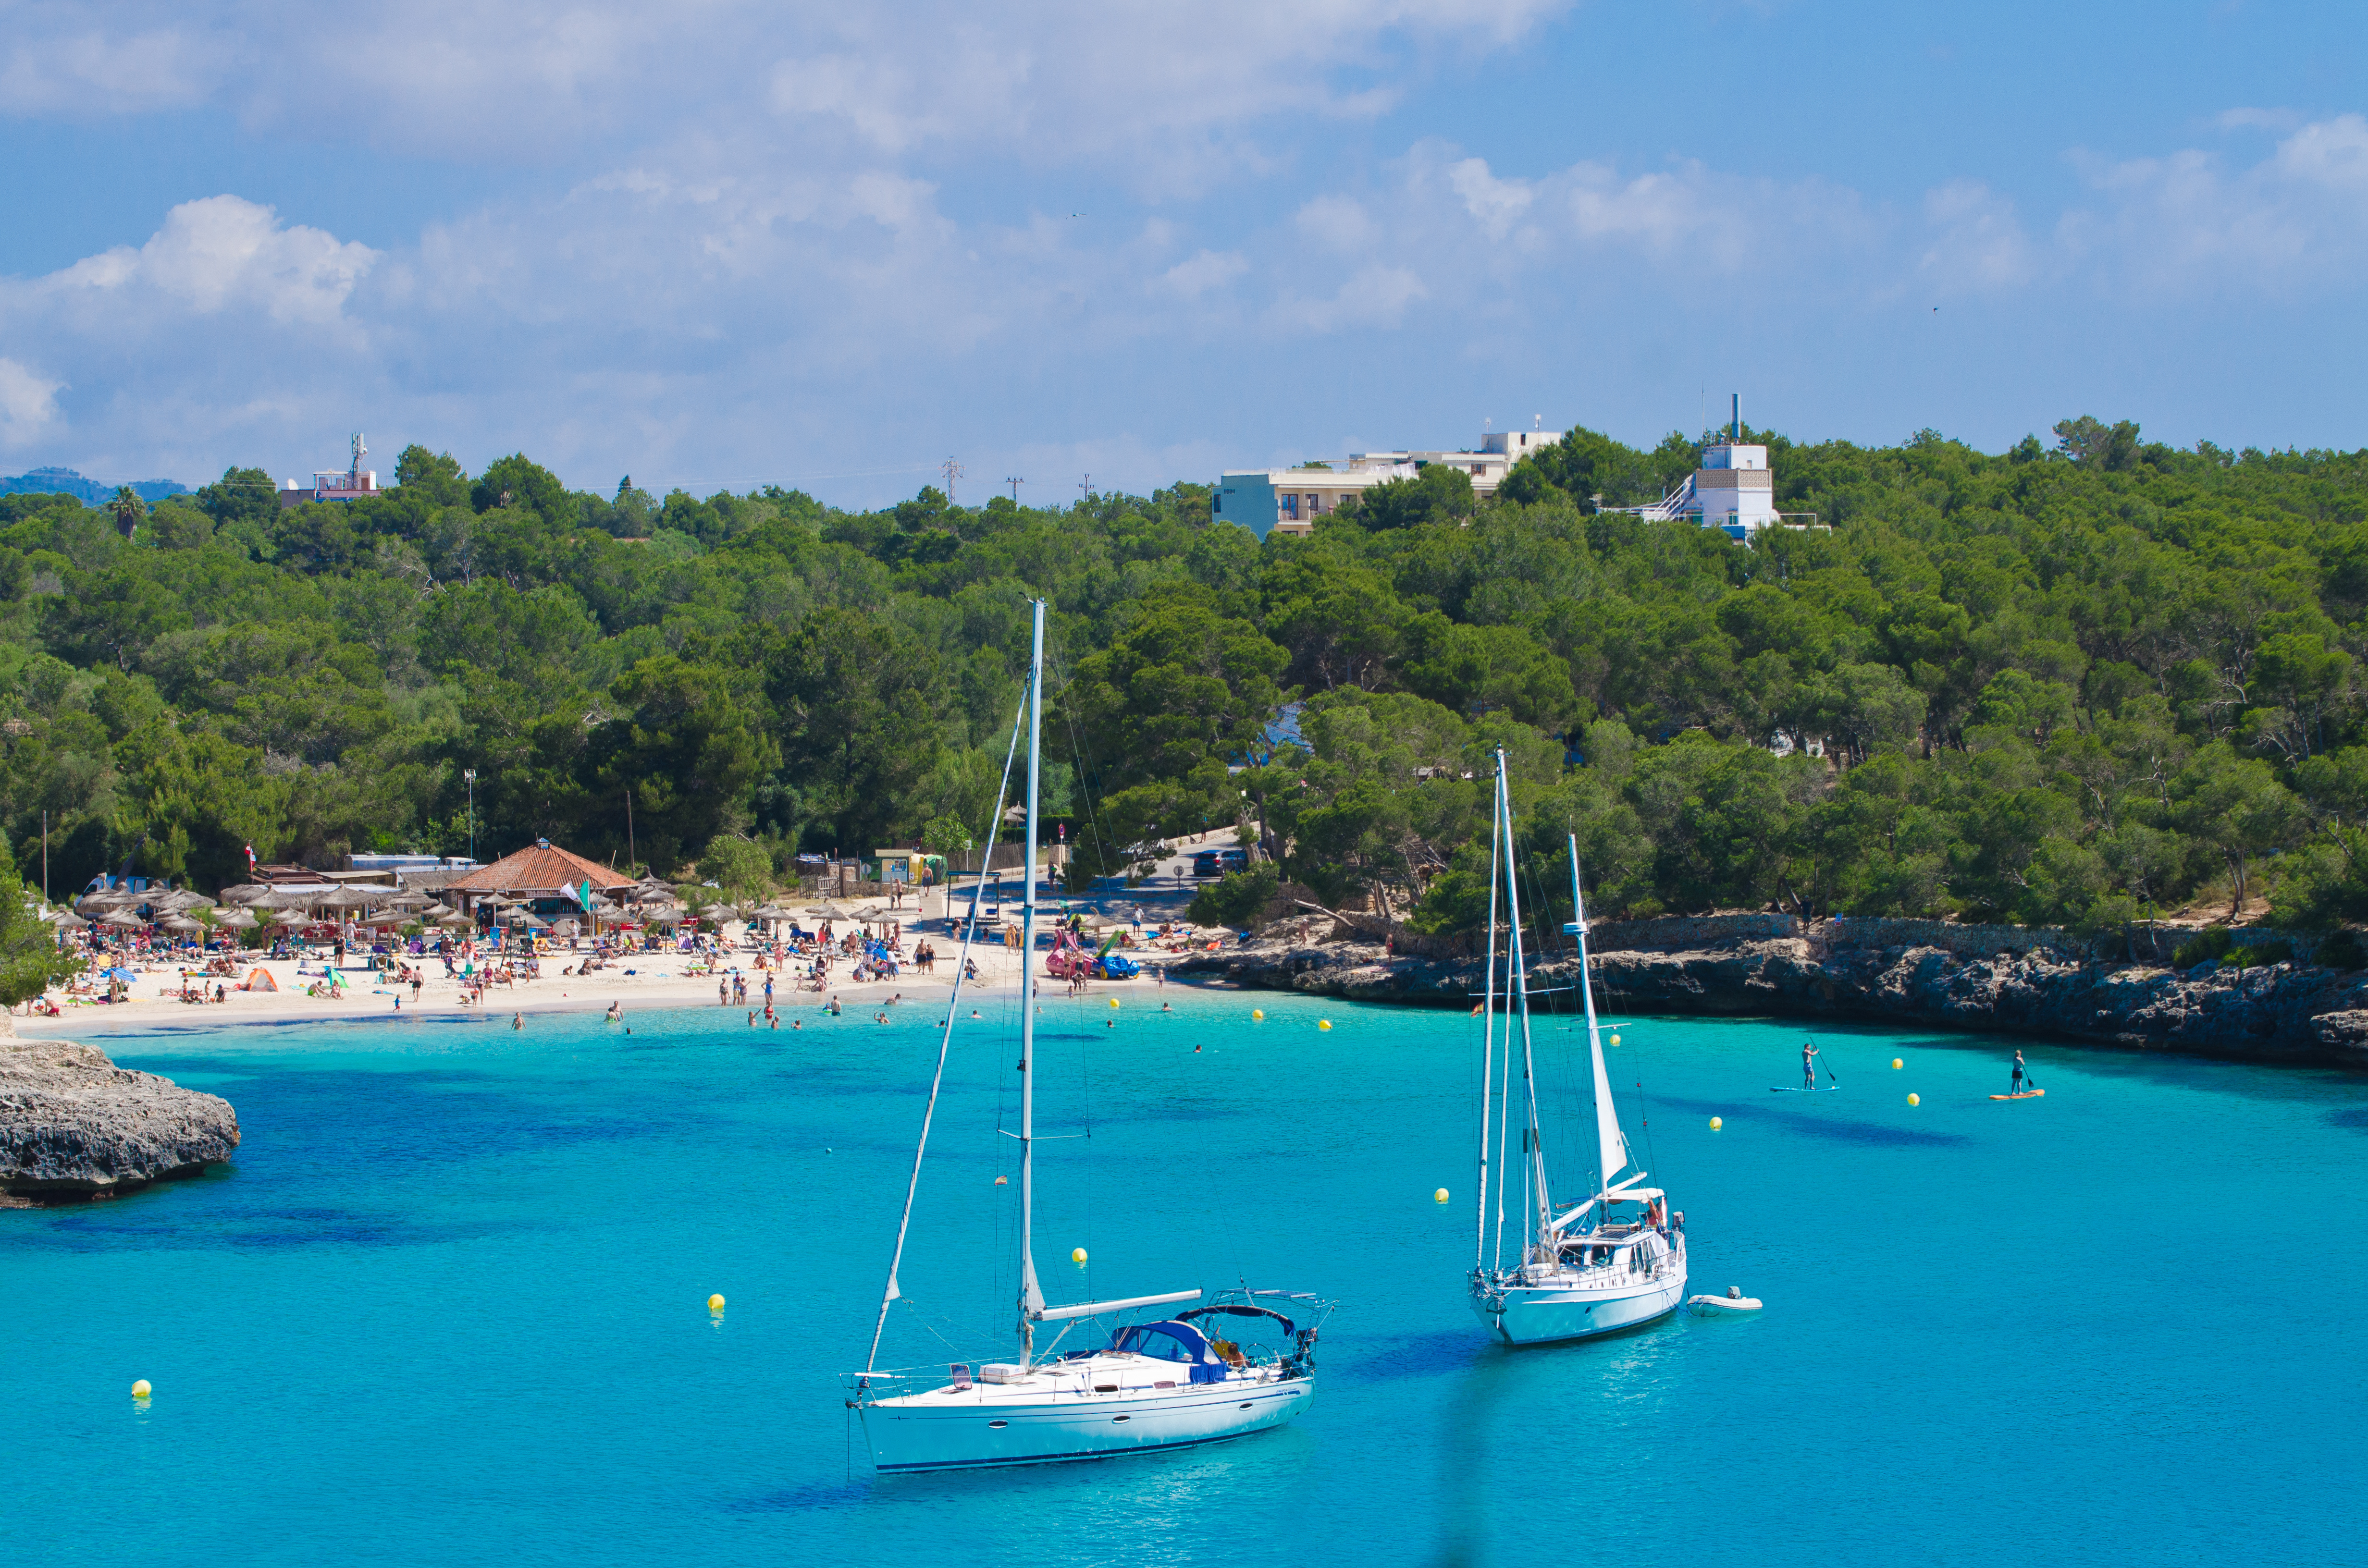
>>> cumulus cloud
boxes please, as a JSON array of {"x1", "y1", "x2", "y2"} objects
[
  {"x1": 31, "y1": 196, "x2": 380, "y2": 329},
  {"x1": 0, "y1": 359, "x2": 66, "y2": 450}
]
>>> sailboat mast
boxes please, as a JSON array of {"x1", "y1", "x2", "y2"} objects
[
  {"x1": 1495, "y1": 748, "x2": 1550, "y2": 1251},
  {"x1": 1016, "y1": 599, "x2": 1047, "y2": 1360},
  {"x1": 1474, "y1": 765, "x2": 1503, "y2": 1270}
]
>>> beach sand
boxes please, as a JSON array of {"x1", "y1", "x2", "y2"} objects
[{"x1": 13, "y1": 927, "x2": 1208, "y2": 1041}]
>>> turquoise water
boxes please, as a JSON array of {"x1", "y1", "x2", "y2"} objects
[{"x1": 8, "y1": 992, "x2": 2366, "y2": 1567}]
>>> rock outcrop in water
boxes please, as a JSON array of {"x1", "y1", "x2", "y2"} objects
[
  {"x1": 0, "y1": 1026, "x2": 240, "y2": 1203},
  {"x1": 1165, "y1": 920, "x2": 2368, "y2": 1067}
]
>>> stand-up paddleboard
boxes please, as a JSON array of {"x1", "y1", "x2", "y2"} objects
[
  {"x1": 1770, "y1": 1085, "x2": 1839, "y2": 1093},
  {"x1": 1688, "y1": 1291, "x2": 1763, "y2": 1315},
  {"x1": 1989, "y1": 1089, "x2": 2046, "y2": 1100}
]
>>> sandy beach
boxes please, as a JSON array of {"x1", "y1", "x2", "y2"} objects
[{"x1": 12, "y1": 925, "x2": 1217, "y2": 1041}]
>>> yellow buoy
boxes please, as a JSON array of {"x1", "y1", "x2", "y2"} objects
[
  {"x1": 1608, "y1": 1033, "x2": 1621, "y2": 1047},
  {"x1": 1433, "y1": 1188, "x2": 1450, "y2": 1203},
  {"x1": 1108, "y1": 998, "x2": 1120, "y2": 1009},
  {"x1": 1892, "y1": 1058, "x2": 1904, "y2": 1070},
  {"x1": 707, "y1": 1294, "x2": 726, "y2": 1311},
  {"x1": 1252, "y1": 1009, "x2": 1265, "y2": 1021},
  {"x1": 1709, "y1": 1116, "x2": 1723, "y2": 1131},
  {"x1": 1071, "y1": 1247, "x2": 1088, "y2": 1264},
  {"x1": 130, "y1": 1380, "x2": 151, "y2": 1399},
  {"x1": 1907, "y1": 1093, "x2": 1920, "y2": 1106},
  {"x1": 1318, "y1": 1019, "x2": 1332, "y2": 1031}
]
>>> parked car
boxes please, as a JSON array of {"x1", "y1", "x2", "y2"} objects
[{"x1": 1191, "y1": 848, "x2": 1251, "y2": 878}]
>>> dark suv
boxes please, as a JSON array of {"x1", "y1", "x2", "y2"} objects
[{"x1": 1191, "y1": 848, "x2": 1251, "y2": 878}]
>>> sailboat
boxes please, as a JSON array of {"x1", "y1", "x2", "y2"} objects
[
  {"x1": 847, "y1": 600, "x2": 1328, "y2": 1471},
  {"x1": 1468, "y1": 747, "x2": 1687, "y2": 1345}
]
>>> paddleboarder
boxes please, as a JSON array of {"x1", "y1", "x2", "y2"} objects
[
  {"x1": 1801, "y1": 1040, "x2": 1820, "y2": 1090},
  {"x1": 2010, "y1": 1049, "x2": 2031, "y2": 1096}
]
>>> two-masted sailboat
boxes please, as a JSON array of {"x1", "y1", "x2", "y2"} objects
[
  {"x1": 847, "y1": 600, "x2": 1327, "y2": 1471},
  {"x1": 1468, "y1": 747, "x2": 1687, "y2": 1344}
]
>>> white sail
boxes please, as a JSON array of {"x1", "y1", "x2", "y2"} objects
[{"x1": 1569, "y1": 838, "x2": 1628, "y2": 1194}]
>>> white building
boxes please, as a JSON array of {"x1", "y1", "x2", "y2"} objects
[
  {"x1": 279, "y1": 433, "x2": 382, "y2": 509},
  {"x1": 1215, "y1": 428, "x2": 1562, "y2": 538},
  {"x1": 1633, "y1": 396, "x2": 1811, "y2": 541}
]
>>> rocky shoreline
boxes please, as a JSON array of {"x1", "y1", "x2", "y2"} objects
[
  {"x1": 1167, "y1": 927, "x2": 2368, "y2": 1068},
  {"x1": 0, "y1": 1028, "x2": 241, "y2": 1204}
]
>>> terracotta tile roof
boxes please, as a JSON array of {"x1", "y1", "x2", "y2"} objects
[{"x1": 446, "y1": 841, "x2": 639, "y2": 896}]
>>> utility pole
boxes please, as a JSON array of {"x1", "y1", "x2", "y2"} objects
[
  {"x1": 625, "y1": 787, "x2": 636, "y2": 875},
  {"x1": 1006, "y1": 476, "x2": 1024, "y2": 502},
  {"x1": 462, "y1": 769, "x2": 477, "y2": 863},
  {"x1": 1079, "y1": 474, "x2": 1092, "y2": 504},
  {"x1": 41, "y1": 811, "x2": 47, "y2": 903},
  {"x1": 939, "y1": 457, "x2": 964, "y2": 504}
]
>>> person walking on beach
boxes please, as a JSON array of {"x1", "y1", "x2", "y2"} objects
[{"x1": 1801, "y1": 1041, "x2": 1819, "y2": 1089}]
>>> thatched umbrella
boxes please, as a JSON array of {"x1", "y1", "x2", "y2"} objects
[
  {"x1": 77, "y1": 892, "x2": 136, "y2": 914},
  {"x1": 47, "y1": 908, "x2": 88, "y2": 929},
  {"x1": 216, "y1": 908, "x2": 259, "y2": 931},
  {"x1": 160, "y1": 915, "x2": 204, "y2": 934},
  {"x1": 419, "y1": 902, "x2": 456, "y2": 919},
  {"x1": 101, "y1": 908, "x2": 148, "y2": 928},
  {"x1": 807, "y1": 900, "x2": 856, "y2": 921},
  {"x1": 433, "y1": 908, "x2": 473, "y2": 926},
  {"x1": 389, "y1": 890, "x2": 434, "y2": 910},
  {"x1": 217, "y1": 883, "x2": 271, "y2": 905}
]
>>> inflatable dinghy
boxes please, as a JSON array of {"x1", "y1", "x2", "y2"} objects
[{"x1": 1687, "y1": 1291, "x2": 1763, "y2": 1316}]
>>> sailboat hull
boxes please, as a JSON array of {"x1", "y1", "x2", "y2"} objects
[
  {"x1": 1471, "y1": 1271, "x2": 1687, "y2": 1346},
  {"x1": 860, "y1": 1376, "x2": 1314, "y2": 1471}
]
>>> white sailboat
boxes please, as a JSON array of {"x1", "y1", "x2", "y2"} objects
[
  {"x1": 1468, "y1": 747, "x2": 1687, "y2": 1346},
  {"x1": 848, "y1": 599, "x2": 1328, "y2": 1471}
]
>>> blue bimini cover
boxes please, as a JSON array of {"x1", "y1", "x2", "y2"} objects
[{"x1": 1112, "y1": 1320, "x2": 1228, "y2": 1384}]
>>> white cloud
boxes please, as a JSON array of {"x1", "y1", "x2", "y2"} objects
[
  {"x1": 1919, "y1": 179, "x2": 2035, "y2": 293},
  {"x1": 1274, "y1": 263, "x2": 1427, "y2": 332},
  {"x1": 0, "y1": 25, "x2": 231, "y2": 116},
  {"x1": 1155, "y1": 249, "x2": 1250, "y2": 299},
  {"x1": 36, "y1": 196, "x2": 380, "y2": 328},
  {"x1": 1449, "y1": 157, "x2": 1534, "y2": 240},
  {"x1": 0, "y1": 358, "x2": 66, "y2": 449},
  {"x1": 2062, "y1": 113, "x2": 2368, "y2": 297},
  {"x1": 1295, "y1": 196, "x2": 1378, "y2": 251}
]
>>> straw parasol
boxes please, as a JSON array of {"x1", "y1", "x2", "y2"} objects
[
  {"x1": 807, "y1": 900, "x2": 857, "y2": 921},
  {"x1": 217, "y1": 883, "x2": 271, "y2": 905},
  {"x1": 101, "y1": 908, "x2": 148, "y2": 927},
  {"x1": 216, "y1": 908, "x2": 259, "y2": 931},
  {"x1": 77, "y1": 892, "x2": 137, "y2": 914},
  {"x1": 47, "y1": 908, "x2": 88, "y2": 928},
  {"x1": 160, "y1": 916, "x2": 204, "y2": 933}
]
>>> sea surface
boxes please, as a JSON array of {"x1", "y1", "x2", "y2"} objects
[{"x1": 7, "y1": 990, "x2": 2365, "y2": 1567}]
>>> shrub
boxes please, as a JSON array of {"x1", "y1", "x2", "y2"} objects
[
  {"x1": 1186, "y1": 862, "x2": 1279, "y2": 929},
  {"x1": 2315, "y1": 929, "x2": 2367, "y2": 970},
  {"x1": 2171, "y1": 926, "x2": 2233, "y2": 968}
]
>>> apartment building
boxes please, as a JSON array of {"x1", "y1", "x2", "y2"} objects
[{"x1": 1215, "y1": 427, "x2": 1561, "y2": 538}]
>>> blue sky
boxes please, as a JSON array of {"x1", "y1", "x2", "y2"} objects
[{"x1": 2, "y1": 0, "x2": 2362, "y2": 506}]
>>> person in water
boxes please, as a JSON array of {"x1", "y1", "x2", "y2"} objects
[
  {"x1": 1801, "y1": 1040, "x2": 1820, "y2": 1089},
  {"x1": 2010, "y1": 1049, "x2": 2029, "y2": 1094}
]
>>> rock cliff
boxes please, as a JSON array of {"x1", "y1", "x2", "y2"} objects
[
  {"x1": 1165, "y1": 924, "x2": 2368, "y2": 1067},
  {"x1": 0, "y1": 1027, "x2": 241, "y2": 1202}
]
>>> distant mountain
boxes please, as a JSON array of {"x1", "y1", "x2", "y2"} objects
[{"x1": 0, "y1": 467, "x2": 189, "y2": 503}]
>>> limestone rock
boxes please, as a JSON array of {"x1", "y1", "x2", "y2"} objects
[
  {"x1": 0, "y1": 1032, "x2": 241, "y2": 1202},
  {"x1": 1165, "y1": 934, "x2": 2368, "y2": 1066}
]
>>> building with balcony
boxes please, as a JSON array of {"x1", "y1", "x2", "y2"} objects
[
  {"x1": 1629, "y1": 396, "x2": 1816, "y2": 541},
  {"x1": 1215, "y1": 427, "x2": 1562, "y2": 538}
]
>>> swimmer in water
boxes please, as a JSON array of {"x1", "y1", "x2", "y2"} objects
[{"x1": 512, "y1": 1012, "x2": 523, "y2": 1031}]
